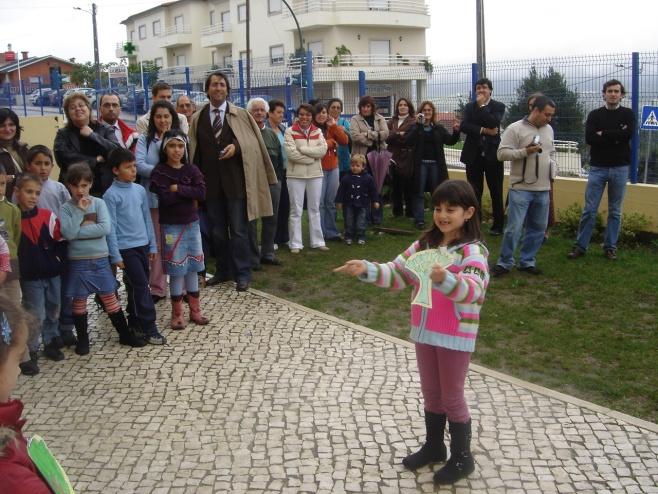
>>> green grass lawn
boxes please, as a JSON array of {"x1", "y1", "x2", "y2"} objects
[{"x1": 246, "y1": 208, "x2": 658, "y2": 423}]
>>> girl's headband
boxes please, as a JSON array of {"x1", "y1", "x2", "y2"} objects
[{"x1": 162, "y1": 134, "x2": 189, "y2": 163}]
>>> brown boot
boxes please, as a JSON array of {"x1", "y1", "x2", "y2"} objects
[
  {"x1": 170, "y1": 295, "x2": 186, "y2": 330},
  {"x1": 187, "y1": 291, "x2": 209, "y2": 325}
]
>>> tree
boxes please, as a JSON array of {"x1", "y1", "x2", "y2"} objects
[
  {"x1": 127, "y1": 60, "x2": 160, "y2": 87},
  {"x1": 70, "y1": 62, "x2": 102, "y2": 87},
  {"x1": 504, "y1": 66, "x2": 585, "y2": 143}
]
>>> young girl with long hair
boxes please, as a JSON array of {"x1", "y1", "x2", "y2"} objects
[
  {"x1": 335, "y1": 179, "x2": 489, "y2": 485},
  {"x1": 149, "y1": 130, "x2": 209, "y2": 330}
]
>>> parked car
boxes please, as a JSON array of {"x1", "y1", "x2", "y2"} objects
[
  {"x1": 28, "y1": 88, "x2": 51, "y2": 105},
  {"x1": 124, "y1": 89, "x2": 147, "y2": 113}
]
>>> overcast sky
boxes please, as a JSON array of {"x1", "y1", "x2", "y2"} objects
[{"x1": 1, "y1": 0, "x2": 656, "y2": 65}]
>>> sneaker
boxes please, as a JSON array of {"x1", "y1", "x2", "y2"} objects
[
  {"x1": 567, "y1": 246, "x2": 586, "y2": 259},
  {"x1": 44, "y1": 341, "x2": 65, "y2": 361},
  {"x1": 490, "y1": 264, "x2": 510, "y2": 277},
  {"x1": 314, "y1": 245, "x2": 330, "y2": 251},
  {"x1": 147, "y1": 333, "x2": 167, "y2": 345},
  {"x1": 290, "y1": 248, "x2": 300, "y2": 254},
  {"x1": 518, "y1": 265, "x2": 543, "y2": 275},
  {"x1": 345, "y1": 238, "x2": 353, "y2": 246},
  {"x1": 357, "y1": 239, "x2": 366, "y2": 245},
  {"x1": 604, "y1": 249, "x2": 617, "y2": 260},
  {"x1": 60, "y1": 330, "x2": 78, "y2": 347}
]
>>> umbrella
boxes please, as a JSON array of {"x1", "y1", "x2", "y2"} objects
[{"x1": 367, "y1": 148, "x2": 393, "y2": 193}]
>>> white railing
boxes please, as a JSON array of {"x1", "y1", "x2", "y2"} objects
[
  {"x1": 200, "y1": 22, "x2": 232, "y2": 35},
  {"x1": 282, "y1": 0, "x2": 428, "y2": 16},
  {"x1": 312, "y1": 54, "x2": 429, "y2": 67},
  {"x1": 158, "y1": 25, "x2": 192, "y2": 37}
]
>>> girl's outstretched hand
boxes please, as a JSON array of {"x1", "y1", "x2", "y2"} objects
[{"x1": 333, "y1": 260, "x2": 367, "y2": 277}]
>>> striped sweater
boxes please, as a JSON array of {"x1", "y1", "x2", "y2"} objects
[{"x1": 361, "y1": 240, "x2": 489, "y2": 352}]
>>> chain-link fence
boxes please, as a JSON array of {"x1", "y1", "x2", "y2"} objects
[{"x1": 3, "y1": 51, "x2": 657, "y2": 182}]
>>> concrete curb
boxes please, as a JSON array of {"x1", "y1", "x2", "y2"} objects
[{"x1": 248, "y1": 286, "x2": 658, "y2": 434}]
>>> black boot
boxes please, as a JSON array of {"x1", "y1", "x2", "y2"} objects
[
  {"x1": 402, "y1": 411, "x2": 447, "y2": 470},
  {"x1": 433, "y1": 419, "x2": 475, "y2": 484},
  {"x1": 19, "y1": 351, "x2": 40, "y2": 376},
  {"x1": 109, "y1": 310, "x2": 147, "y2": 347},
  {"x1": 73, "y1": 313, "x2": 90, "y2": 356}
]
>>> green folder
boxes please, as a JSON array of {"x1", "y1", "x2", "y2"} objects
[{"x1": 27, "y1": 435, "x2": 75, "y2": 494}]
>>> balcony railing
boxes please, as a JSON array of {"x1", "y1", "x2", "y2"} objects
[
  {"x1": 200, "y1": 22, "x2": 232, "y2": 36},
  {"x1": 282, "y1": 0, "x2": 428, "y2": 16},
  {"x1": 158, "y1": 24, "x2": 192, "y2": 36}
]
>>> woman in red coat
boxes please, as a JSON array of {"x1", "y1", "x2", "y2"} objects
[{"x1": 313, "y1": 103, "x2": 349, "y2": 241}]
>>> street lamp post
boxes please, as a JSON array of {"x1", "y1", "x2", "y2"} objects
[
  {"x1": 74, "y1": 3, "x2": 101, "y2": 89},
  {"x1": 475, "y1": 0, "x2": 486, "y2": 78}
]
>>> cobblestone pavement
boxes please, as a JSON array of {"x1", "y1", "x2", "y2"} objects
[{"x1": 14, "y1": 285, "x2": 658, "y2": 494}]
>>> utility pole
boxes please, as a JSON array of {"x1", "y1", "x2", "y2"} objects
[
  {"x1": 475, "y1": 0, "x2": 486, "y2": 78},
  {"x1": 92, "y1": 3, "x2": 101, "y2": 88}
]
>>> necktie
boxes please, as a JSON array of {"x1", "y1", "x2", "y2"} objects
[
  {"x1": 212, "y1": 108, "x2": 223, "y2": 139},
  {"x1": 114, "y1": 125, "x2": 126, "y2": 148}
]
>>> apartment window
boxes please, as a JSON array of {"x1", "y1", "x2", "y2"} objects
[
  {"x1": 176, "y1": 54, "x2": 186, "y2": 66},
  {"x1": 209, "y1": 10, "x2": 216, "y2": 26},
  {"x1": 270, "y1": 45, "x2": 284, "y2": 65},
  {"x1": 152, "y1": 20, "x2": 161, "y2": 36},
  {"x1": 369, "y1": 40, "x2": 390, "y2": 65},
  {"x1": 154, "y1": 57, "x2": 164, "y2": 68},
  {"x1": 268, "y1": 0, "x2": 282, "y2": 14},
  {"x1": 223, "y1": 55, "x2": 233, "y2": 68},
  {"x1": 174, "y1": 15, "x2": 184, "y2": 32},
  {"x1": 239, "y1": 50, "x2": 252, "y2": 67},
  {"x1": 238, "y1": 3, "x2": 247, "y2": 23},
  {"x1": 138, "y1": 25, "x2": 147, "y2": 40},
  {"x1": 307, "y1": 41, "x2": 323, "y2": 58},
  {"x1": 221, "y1": 11, "x2": 230, "y2": 31}
]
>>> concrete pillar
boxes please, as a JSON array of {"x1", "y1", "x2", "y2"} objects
[
  {"x1": 332, "y1": 80, "x2": 344, "y2": 102},
  {"x1": 416, "y1": 79, "x2": 427, "y2": 106}
]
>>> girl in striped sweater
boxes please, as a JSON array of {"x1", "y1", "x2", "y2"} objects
[{"x1": 335, "y1": 179, "x2": 489, "y2": 485}]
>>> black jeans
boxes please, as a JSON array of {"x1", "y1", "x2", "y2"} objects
[
  {"x1": 121, "y1": 245, "x2": 157, "y2": 336},
  {"x1": 391, "y1": 168, "x2": 414, "y2": 217},
  {"x1": 466, "y1": 154, "x2": 505, "y2": 230}
]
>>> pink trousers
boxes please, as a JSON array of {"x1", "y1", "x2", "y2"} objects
[{"x1": 415, "y1": 343, "x2": 471, "y2": 423}]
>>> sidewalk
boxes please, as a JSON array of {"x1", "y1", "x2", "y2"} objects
[{"x1": 14, "y1": 285, "x2": 658, "y2": 494}]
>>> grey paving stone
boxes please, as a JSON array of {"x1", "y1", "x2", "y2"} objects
[{"x1": 12, "y1": 285, "x2": 658, "y2": 493}]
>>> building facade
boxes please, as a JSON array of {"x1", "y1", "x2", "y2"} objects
[{"x1": 119, "y1": 0, "x2": 431, "y2": 113}]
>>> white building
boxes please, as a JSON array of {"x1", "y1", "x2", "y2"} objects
[{"x1": 118, "y1": 0, "x2": 431, "y2": 113}]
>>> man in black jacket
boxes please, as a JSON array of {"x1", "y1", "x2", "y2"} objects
[{"x1": 460, "y1": 78, "x2": 506, "y2": 235}]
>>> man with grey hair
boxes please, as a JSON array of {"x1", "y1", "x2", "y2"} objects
[
  {"x1": 246, "y1": 98, "x2": 284, "y2": 267},
  {"x1": 176, "y1": 94, "x2": 196, "y2": 125}
]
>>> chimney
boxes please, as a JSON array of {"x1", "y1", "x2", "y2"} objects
[{"x1": 21, "y1": 51, "x2": 28, "y2": 60}]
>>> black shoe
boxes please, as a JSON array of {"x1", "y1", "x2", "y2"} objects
[
  {"x1": 151, "y1": 294, "x2": 165, "y2": 304},
  {"x1": 206, "y1": 274, "x2": 233, "y2": 286},
  {"x1": 44, "y1": 341, "x2": 65, "y2": 361},
  {"x1": 402, "y1": 411, "x2": 447, "y2": 470},
  {"x1": 60, "y1": 330, "x2": 78, "y2": 347},
  {"x1": 326, "y1": 235, "x2": 343, "y2": 242},
  {"x1": 252, "y1": 264, "x2": 263, "y2": 272},
  {"x1": 236, "y1": 280, "x2": 249, "y2": 292},
  {"x1": 260, "y1": 257, "x2": 282, "y2": 266},
  {"x1": 489, "y1": 227, "x2": 502, "y2": 236},
  {"x1": 604, "y1": 248, "x2": 617, "y2": 260},
  {"x1": 19, "y1": 353, "x2": 40, "y2": 376},
  {"x1": 433, "y1": 420, "x2": 475, "y2": 485},
  {"x1": 490, "y1": 264, "x2": 510, "y2": 277},
  {"x1": 415, "y1": 222, "x2": 425, "y2": 230},
  {"x1": 518, "y1": 265, "x2": 542, "y2": 275},
  {"x1": 109, "y1": 310, "x2": 148, "y2": 348},
  {"x1": 567, "y1": 246, "x2": 586, "y2": 259}
]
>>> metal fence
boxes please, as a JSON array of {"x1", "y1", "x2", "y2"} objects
[{"x1": 3, "y1": 51, "x2": 657, "y2": 183}]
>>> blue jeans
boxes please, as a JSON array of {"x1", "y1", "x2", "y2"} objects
[
  {"x1": 320, "y1": 168, "x2": 341, "y2": 239},
  {"x1": 414, "y1": 160, "x2": 441, "y2": 224},
  {"x1": 497, "y1": 189, "x2": 550, "y2": 269},
  {"x1": 575, "y1": 165, "x2": 628, "y2": 252},
  {"x1": 344, "y1": 205, "x2": 367, "y2": 241},
  {"x1": 207, "y1": 197, "x2": 252, "y2": 282},
  {"x1": 21, "y1": 276, "x2": 61, "y2": 351}
]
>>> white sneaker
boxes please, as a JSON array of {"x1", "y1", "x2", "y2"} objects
[{"x1": 290, "y1": 248, "x2": 300, "y2": 254}]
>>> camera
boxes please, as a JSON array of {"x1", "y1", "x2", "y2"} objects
[{"x1": 532, "y1": 135, "x2": 543, "y2": 153}]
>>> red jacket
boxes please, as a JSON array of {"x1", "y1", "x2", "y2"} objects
[
  {"x1": 320, "y1": 124, "x2": 349, "y2": 171},
  {"x1": 0, "y1": 399, "x2": 53, "y2": 493}
]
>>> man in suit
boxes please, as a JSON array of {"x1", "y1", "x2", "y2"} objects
[
  {"x1": 188, "y1": 71, "x2": 277, "y2": 292},
  {"x1": 460, "y1": 78, "x2": 506, "y2": 235},
  {"x1": 99, "y1": 93, "x2": 139, "y2": 151}
]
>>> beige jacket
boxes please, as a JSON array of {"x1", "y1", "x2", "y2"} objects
[
  {"x1": 350, "y1": 113, "x2": 389, "y2": 157},
  {"x1": 284, "y1": 123, "x2": 328, "y2": 179},
  {"x1": 189, "y1": 102, "x2": 278, "y2": 221}
]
